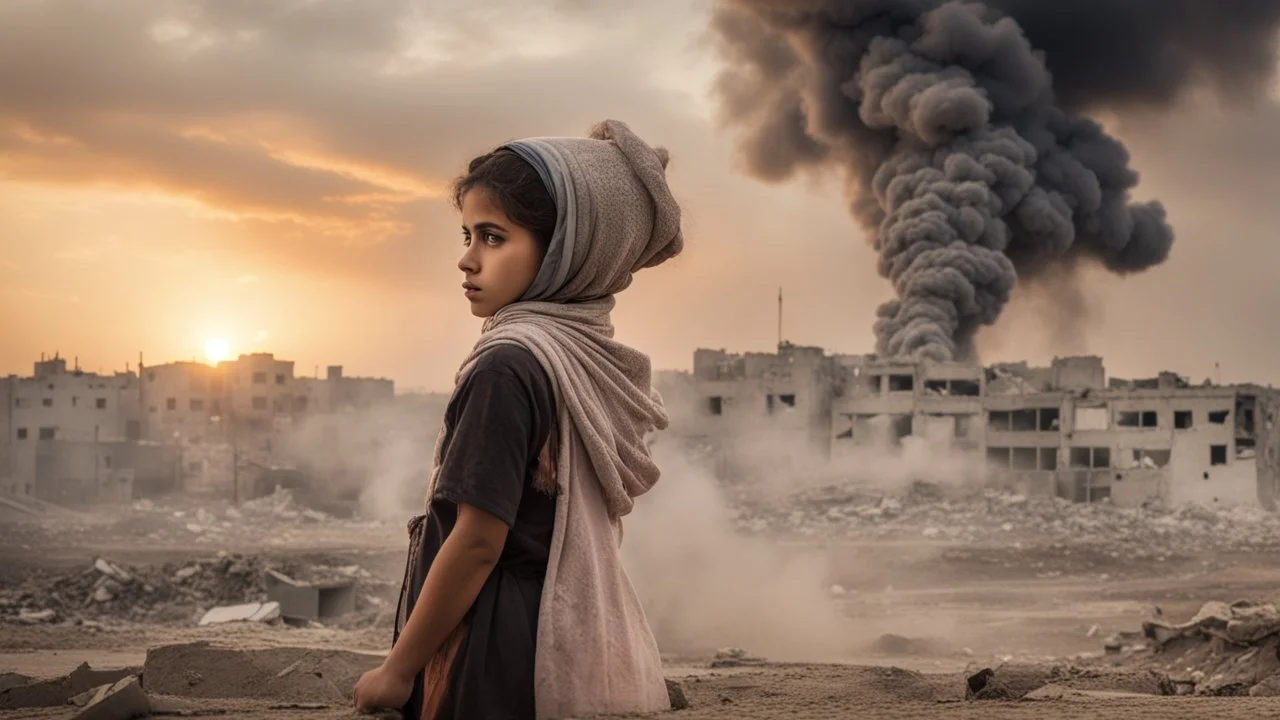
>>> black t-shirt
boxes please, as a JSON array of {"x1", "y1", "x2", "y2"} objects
[{"x1": 396, "y1": 343, "x2": 557, "y2": 720}]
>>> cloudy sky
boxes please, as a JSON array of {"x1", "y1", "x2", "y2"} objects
[{"x1": 2, "y1": 0, "x2": 1278, "y2": 390}]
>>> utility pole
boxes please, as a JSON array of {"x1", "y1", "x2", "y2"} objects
[{"x1": 777, "y1": 286, "x2": 783, "y2": 351}]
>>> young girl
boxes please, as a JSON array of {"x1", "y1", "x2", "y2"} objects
[{"x1": 353, "y1": 120, "x2": 683, "y2": 719}]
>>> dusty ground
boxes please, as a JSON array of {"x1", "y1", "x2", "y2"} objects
[{"x1": 3, "y1": 489, "x2": 1280, "y2": 718}]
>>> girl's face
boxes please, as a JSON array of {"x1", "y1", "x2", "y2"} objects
[{"x1": 457, "y1": 188, "x2": 545, "y2": 318}]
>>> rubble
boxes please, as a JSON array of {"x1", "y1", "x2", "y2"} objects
[
  {"x1": 732, "y1": 482, "x2": 1280, "y2": 559},
  {"x1": 0, "y1": 663, "x2": 140, "y2": 711},
  {"x1": 197, "y1": 601, "x2": 281, "y2": 626},
  {"x1": 1097, "y1": 600, "x2": 1280, "y2": 697},
  {"x1": 72, "y1": 675, "x2": 150, "y2": 720},
  {"x1": 710, "y1": 647, "x2": 767, "y2": 668},
  {"x1": 0, "y1": 553, "x2": 390, "y2": 626}
]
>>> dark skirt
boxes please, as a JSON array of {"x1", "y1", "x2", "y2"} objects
[{"x1": 394, "y1": 514, "x2": 543, "y2": 720}]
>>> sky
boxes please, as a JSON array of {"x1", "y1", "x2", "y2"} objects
[{"x1": 2, "y1": 0, "x2": 1278, "y2": 392}]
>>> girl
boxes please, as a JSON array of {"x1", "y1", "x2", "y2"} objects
[{"x1": 353, "y1": 120, "x2": 683, "y2": 719}]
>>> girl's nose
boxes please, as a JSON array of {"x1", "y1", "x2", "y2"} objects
[{"x1": 458, "y1": 246, "x2": 479, "y2": 274}]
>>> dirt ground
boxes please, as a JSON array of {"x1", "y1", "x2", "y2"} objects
[{"x1": 3, "y1": 493, "x2": 1280, "y2": 719}]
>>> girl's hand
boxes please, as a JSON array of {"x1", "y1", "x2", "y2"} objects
[{"x1": 352, "y1": 663, "x2": 414, "y2": 713}]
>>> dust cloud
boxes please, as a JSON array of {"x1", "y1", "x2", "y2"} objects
[{"x1": 621, "y1": 403, "x2": 985, "y2": 660}]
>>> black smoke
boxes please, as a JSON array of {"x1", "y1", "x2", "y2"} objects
[{"x1": 710, "y1": 0, "x2": 1280, "y2": 362}]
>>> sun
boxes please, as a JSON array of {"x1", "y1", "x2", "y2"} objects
[{"x1": 204, "y1": 337, "x2": 230, "y2": 365}]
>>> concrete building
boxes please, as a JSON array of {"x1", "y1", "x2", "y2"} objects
[
  {"x1": 2, "y1": 352, "x2": 397, "y2": 503},
  {"x1": 658, "y1": 347, "x2": 1280, "y2": 510},
  {"x1": 3, "y1": 355, "x2": 142, "y2": 498}
]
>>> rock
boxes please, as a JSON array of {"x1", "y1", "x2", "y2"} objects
[
  {"x1": 93, "y1": 559, "x2": 132, "y2": 584},
  {"x1": 197, "y1": 601, "x2": 281, "y2": 626},
  {"x1": 1249, "y1": 672, "x2": 1280, "y2": 697},
  {"x1": 665, "y1": 678, "x2": 689, "y2": 710},
  {"x1": 710, "y1": 647, "x2": 766, "y2": 668},
  {"x1": 1087, "y1": 624, "x2": 1100, "y2": 638},
  {"x1": 71, "y1": 675, "x2": 150, "y2": 720},
  {"x1": 17, "y1": 608, "x2": 56, "y2": 623},
  {"x1": 173, "y1": 566, "x2": 200, "y2": 581}
]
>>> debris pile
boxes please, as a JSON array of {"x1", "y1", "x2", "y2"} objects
[
  {"x1": 1097, "y1": 600, "x2": 1280, "y2": 697},
  {"x1": 0, "y1": 554, "x2": 390, "y2": 626},
  {"x1": 733, "y1": 483, "x2": 1280, "y2": 555}
]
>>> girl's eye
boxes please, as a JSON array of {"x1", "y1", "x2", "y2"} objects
[{"x1": 484, "y1": 233, "x2": 503, "y2": 245}]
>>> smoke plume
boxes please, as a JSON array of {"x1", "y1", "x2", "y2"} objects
[{"x1": 710, "y1": 0, "x2": 1280, "y2": 362}]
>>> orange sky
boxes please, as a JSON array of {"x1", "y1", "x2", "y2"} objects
[{"x1": 2, "y1": 1, "x2": 1279, "y2": 392}]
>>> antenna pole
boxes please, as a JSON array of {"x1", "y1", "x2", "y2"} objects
[{"x1": 777, "y1": 287, "x2": 783, "y2": 350}]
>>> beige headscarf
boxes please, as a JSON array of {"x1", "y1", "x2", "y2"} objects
[{"x1": 425, "y1": 119, "x2": 683, "y2": 718}]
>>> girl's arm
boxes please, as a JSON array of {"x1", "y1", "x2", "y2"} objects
[{"x1": 382, "y1": 503, "x2": 509, "y2": 682}]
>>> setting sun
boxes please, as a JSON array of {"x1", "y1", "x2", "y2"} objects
[{"x1": 204, "y1": 337, "x2": 230, "y2": 365}]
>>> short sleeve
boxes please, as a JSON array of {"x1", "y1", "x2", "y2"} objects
[{"x1": 434, "y1": 367, "x2": 538, "y2": 527}]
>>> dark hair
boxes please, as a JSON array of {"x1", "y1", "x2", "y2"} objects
[{"x1": 451, "y1": 149, "x2": 556, "y2": 253}]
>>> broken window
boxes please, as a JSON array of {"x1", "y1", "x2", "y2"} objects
[
  {"x1": 38, "y1": 427, "x2": 55, "y2": 440},
  {"x1": 190, "y1": 399, "x2": 204, "y2": 411},
  {"x1": 924, "y1": 379, "x2": 948, "y2": 395},
  {"x1": 1037, "y1": 408, "x2": 1061, "y2": 432},
  {"x1": 1142, "y1": 411, "x2": 1158, "y2": 428},
  {"x1": 1210, "y1": 445, "x2": 1228, "y2": 466},
  {"x1": 708, "y1": 396, "x2": 723, "y2": 416},
  {"x1": 986, "y1": 447, "x2": 1012, "y2": 468},
  {"x1": 951, "y1": 380, "x2": 981, "y2": 397},
  {"x1": 1010, "y1": 409, "x2": 1038, "y2": 432},
  {"x1": 988, "y1": 411, "x2": 1011, "y2": 431},
  {"x1": 275, "y1": 374, "x2": 286, "y2": 385},
  {"x1": 1131, "y1": 449, "x2": 1171, "y2": 469},
  {"x1": 1011, "y1": 447, "x2": 1038, "y2": 470},
  {"x1": 41, "y1": 398, "x2": 52, "y2": 407},
  {"x1": 104, "y1": 455, "x2": 112, "y2": 469},
  {"x1": 766, "y1": 394, "x2": 775, "y2": 414},
  {"x1": 252, "y1": 396, "x2": 268, "y2": 410},
  {"x1": 956, "y1": 415, "x2": 975, "y2": 438},
  {"x1": 96, "y1": 398, "x2": 107, "y2": 409},
  {"x1": 1174, "y1": 411, "x2": 1192, "y2": 429},
  {"x1": 888, "y1": 375, "x2": 914, "y2": 393},
  {"x1": 868, "y1": 375, "x2": 885, "y2": 394},
  {"x1": 835, "y1": 427, "x2": 853, "y2": 440},
  {"x1": 167, "y1": 397, "x2": 177, "y2": 411},
  {"x1": 16, "y1": 428, "x2": 27, "y2": 440},
  {"x1": 1039, "y1": 447, "x2": 1059, "y2": 471},
  {"x1": 14, "y1": 397, "x2": 28, "y2": 409},
  {"x1": 1237, "y1": 439, "x2": 1256, "y2": 459},
  {"x1": 1094, "y1": 447, "x2": 1111, "y2": 468},
  {"x1": 1117, "y1": 411, "x2": 1140, "y2": 428},
  {"x1": 1209, "y1": 410, "x2": 1230, "y2": 424},
  {"x1": 71, "y1": 396, "x2": 78, "y2": 407},
  {"x1": 779, "y1": 394, "x2": 796, "y2": 408},
  {"x1": 253, "y1": 372, "x2": 267, "y2": 384}
]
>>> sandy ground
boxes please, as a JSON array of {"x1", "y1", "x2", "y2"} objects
[{"x1": 4, "y1": 498, "x2": 1280, "y2": 719}]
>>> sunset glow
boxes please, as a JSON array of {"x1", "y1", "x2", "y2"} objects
[{"x1": 204, "y1": 338, "x2": 230, "y2": 365}]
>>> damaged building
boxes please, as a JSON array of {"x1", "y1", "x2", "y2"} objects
[{"x1": 656, "y1": 347, "x2": 1280, "y2": 511}]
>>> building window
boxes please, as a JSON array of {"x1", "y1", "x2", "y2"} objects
[
  {"x1": 147, "y1": 371, "x2": 156, "y2": 381},
  {"x1": 190, "y1": 399, "x2": 204, "y2": 411},
  {"x1": 275, "y1": 374, "x2": 286, "y2": 385},
  {"x1": 1208, "y1": 410, "x2": 1230, "y2": 424},
  {"x1": 989, "y1": 408, "x2": 1059, "y2": 432},
  {"x1": 253, "y1": 372, "x2": 267, "y2": 384},
  {"x1": 96, "y1": 398, "x2": 107, "y2": 409},
  {"x1": 16, "y1": 428, "x2": 27, "y2": 440},
  {"x1": 104, "y1": 455, "x2": 112, "y2": 469},
  {"x1": 252, "y1": 396, "x2": 268, "y2": 410},
  {"x1": 708, "y1": 396, "x2": 723, "y2": 416},
  {"x1": 38, "y1": 427, "x2": 56, "y2": 440},
  {"x1": 986, "y1": 446, "x2": 1011, "y2": 468},
  {"x1": 1131, "y1": 449, "x2": 1171, "y2": 468},
  {"x1": 1069, "y1": 447, "x2": 1110, "y2": 469},
  {"x1": 42, "y1": 397, "x2": 53, "y2": 407},
  {"x1": 1117, "y1": 411, "x2": 1159, "y2": 428},
  {"x1": 888, "y1": 374, "x2": 914, "y2": 393},
  {"x1": 1174, "y1": 411, "x2": 1193, "y2": 429},
  {"x1": 1210, "y1": 445, "x2": 1228, "y2": 466},
  {"x1": 72, "y1": 396, "x2": 78, "y2": 407},
  {"x1": 166, "y1": 398, "x2": 177, "y2": 410},
  {"x1": 1011, "y1": 447, "x2": 1038, "y2": 470}
]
